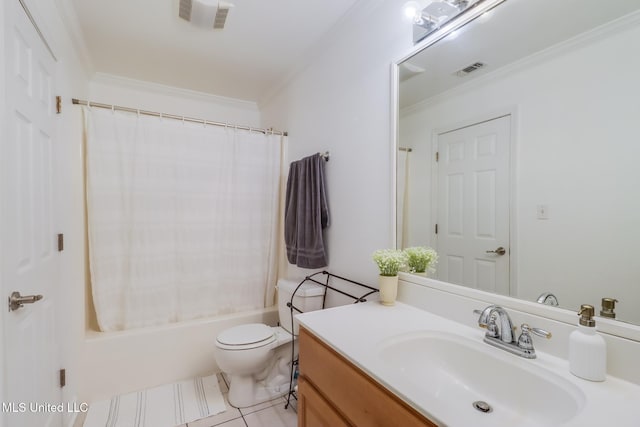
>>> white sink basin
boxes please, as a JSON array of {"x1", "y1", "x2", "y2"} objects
[{"x1": 377, "y1": 331, "x2": 586, "y2": 426}]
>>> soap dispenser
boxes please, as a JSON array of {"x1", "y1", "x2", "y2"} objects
[
  {"x1": 600, "y1": 298, "x2": 618, "y2": 319},
  {"x1": 569, "y1": 304, "x2": 606, "y2": 381}
]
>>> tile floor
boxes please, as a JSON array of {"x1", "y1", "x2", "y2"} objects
[{"x1": 180, "y1": 374, "x2": 298, "y2": 427}]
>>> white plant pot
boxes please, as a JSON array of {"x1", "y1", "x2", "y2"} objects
[{"x1": 379, "y1": 275, "x2": 398, "y2": 306}]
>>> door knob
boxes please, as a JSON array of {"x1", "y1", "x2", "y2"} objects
[
  {"x1": 8, "y1": 291, "x2": 43, "y2": 312},
  {"x1": 486, "y1": 247, "x2": 506, "y2": 256}
]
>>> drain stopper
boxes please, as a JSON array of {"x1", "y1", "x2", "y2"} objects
[{"x1": 472, "y1": 401, "x2": 493, "y2": 413}]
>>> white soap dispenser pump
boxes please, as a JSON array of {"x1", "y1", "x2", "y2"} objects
[{"x1": 569, "y1": 304, "x2": 606, "y2": 381}]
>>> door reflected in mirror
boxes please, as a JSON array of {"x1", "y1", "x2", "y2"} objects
[{"x1": 396, "y1": 0, "x2": 640, "y2": 324}]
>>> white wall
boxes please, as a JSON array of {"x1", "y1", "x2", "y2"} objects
[
  {"x1": 261, "y1": 0, "x2": 414, "y2": 302},
  {"x1": 399, "y1": 23, "x2": 640, "y2": 322},
  {"x1": 88, "y1": 73, "x2": 261, "y2": 127}
]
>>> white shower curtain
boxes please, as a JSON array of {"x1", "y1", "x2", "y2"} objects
[
  {"x1": 85, "y1": 108, "x2": 283, "y2": 331},
  {"x1": 396, "y1": 150, "x2": 410, "y2": 249}
]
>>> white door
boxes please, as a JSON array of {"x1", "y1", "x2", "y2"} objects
[
  {"x1": 435, "y1": 115, "x2": 511, "y2": 294},
  {"x1": 2, "y1": 1, "x2": 62, "y2": 426}
]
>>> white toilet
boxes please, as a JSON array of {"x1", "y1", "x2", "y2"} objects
[{"x1": 214, "y1": 279, "x2": 325, "y2": 408}]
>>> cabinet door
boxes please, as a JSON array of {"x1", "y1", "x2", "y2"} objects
[
  {"x1": 299, "y1": 327, "x2": 436, "y2": 427},
  {"x1": 298, "y1": 376, "x2": 351, "y2": 427}
]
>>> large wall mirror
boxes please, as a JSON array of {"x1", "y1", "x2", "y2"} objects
[{"x1": 396, "y1": 0, "x2": 640, "y2": 325}]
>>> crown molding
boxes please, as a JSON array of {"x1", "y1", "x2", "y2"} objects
[{"x1": 91, "y1": 73, "x2": 260, "y2": 112}]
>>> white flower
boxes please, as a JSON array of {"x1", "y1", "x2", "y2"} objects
[
  {"x1": 403, "y1": 246, "x2": 438, "y2": 273},
  {"x1": 372, "y1": 249, "x2": 407, "y2": 277}
]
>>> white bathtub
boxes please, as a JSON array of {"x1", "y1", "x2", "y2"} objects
[{"x1": 79, "y1": 306, "x2": 278, "y2": 403}]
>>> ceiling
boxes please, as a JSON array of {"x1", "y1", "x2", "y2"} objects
[
  {"x1": 67, "y1": 0, "x2": 361, "y2": 103},
  {"x1": 399, "y1": 0, "x2": 640, "y2": 109}
]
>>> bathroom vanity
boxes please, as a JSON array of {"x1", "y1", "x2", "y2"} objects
[
  {"x1": 296, "y1": 301, "x2": 640, "y2": 426},
  {"x1": 298, "y1": 326, "x2": 435, "y2": 426}
]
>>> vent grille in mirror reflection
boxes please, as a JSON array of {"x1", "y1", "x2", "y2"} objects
[{"x1": 455, "y1": 62, "x2": 486, "y2": 77}]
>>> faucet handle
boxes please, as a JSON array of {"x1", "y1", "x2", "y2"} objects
[
  {"x1": 524, "y1": 324, "x2": 552, "y2": 339},
  {"x1": 517, "y1": 323, "x2": 552, "y2": 357},
  {"x1": 473, "y1": 309, "x2": 486, "y2": 327},
  {"x1": 474, "y1": 305, "x2": 497, "y2": 328}
]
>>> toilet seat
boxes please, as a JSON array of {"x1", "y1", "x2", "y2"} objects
[{"x1": 216, "y1": 323, "x2": 276, "y2": 350}]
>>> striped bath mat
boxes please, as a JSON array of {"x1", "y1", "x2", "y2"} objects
[{"x1": 83, "y1": 374, "x2": 226, "y2": 427}]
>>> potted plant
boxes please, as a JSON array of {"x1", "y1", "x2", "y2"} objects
[
  {"x1": 372, "y1": 249, "x2": 407, "y2": 306},
  {"x1": 403, "y1": 246, "x2": 438, "y2": 275}
]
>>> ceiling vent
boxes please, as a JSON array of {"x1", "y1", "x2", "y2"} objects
[
  {"x1": 179, "y1": 0, "x2": 234, "y2": 29},
  {"x1": 455, "y1": 62, "x2": 486, "y2": 77}
]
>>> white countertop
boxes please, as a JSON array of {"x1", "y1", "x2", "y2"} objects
[{"x1": 296, "y1": 301, "x2": 640, "y2": 427}]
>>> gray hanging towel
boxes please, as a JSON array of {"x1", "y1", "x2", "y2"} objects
[{"x1": 285, "y1": 153, "x2": 329, "y2": 268}]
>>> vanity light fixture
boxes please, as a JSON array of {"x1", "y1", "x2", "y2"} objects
[
  {"x1": 179, "y1": 0, "x2": 234, "y2": 29},
  {"x1": 405, "y1": 0, "x2": 486, "y2": 44}
]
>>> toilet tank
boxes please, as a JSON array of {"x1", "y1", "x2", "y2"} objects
[{"x1": 277, "y1": 279, "x2": 325, "y2": 335}]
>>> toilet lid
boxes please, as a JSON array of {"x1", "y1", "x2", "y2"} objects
[{"x1": 216, "y1": 323, "x2": 275, "y2": 346}]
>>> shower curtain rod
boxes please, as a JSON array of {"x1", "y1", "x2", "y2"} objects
[{"x1": 71, "y1": 98, "x2": 288, "y2": 136}]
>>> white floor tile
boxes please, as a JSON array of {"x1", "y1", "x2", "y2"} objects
[
  {"x1": 209, "y1": 418, "x2": 246, "y2": 427},
  {"x1": 243, "y1": 405, "x2": 297, "y2": 427},
  {"x1": 238, "y1": 396, "x2": 286, "y2": 416},
  {"x1": 283, "y1": 395, "x2": 297, "y2": 412}
]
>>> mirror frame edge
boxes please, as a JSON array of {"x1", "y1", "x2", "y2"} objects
[
  {"x1": 390, "y1": 61, "x2": 399, "y2": 249},
  {"x1": 390, "y1": 0, "x2": 640, "y2": 342}
]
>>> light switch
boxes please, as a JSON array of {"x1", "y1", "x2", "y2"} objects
[{"x1": 537, "y1": 204, "x2": 549, "y2": 220}]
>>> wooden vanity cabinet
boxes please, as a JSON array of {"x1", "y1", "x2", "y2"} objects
[{"x1": 298, "y1": 327, "x2": 437, "y2": 427}]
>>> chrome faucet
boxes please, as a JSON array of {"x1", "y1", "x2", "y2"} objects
[
  {"x1": 536, "y1": 292, "x2": 559, "y2": 306},
  {"x1": 477, "y1": 305, "x2": 515, "y2": 343},
  {"x1": 475, "y1": 305, "x2": 552, "y2": 359}
]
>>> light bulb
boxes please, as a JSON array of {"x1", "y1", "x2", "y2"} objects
[{"x1": 403, "y1": 1, "x2": 421, "y2": 21}]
